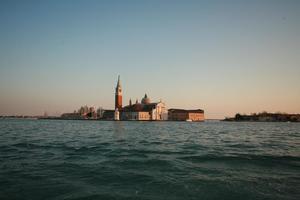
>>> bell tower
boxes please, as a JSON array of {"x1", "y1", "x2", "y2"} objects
[{"x1": 115, "y1": 75, "x2": 122, "y2": 110}]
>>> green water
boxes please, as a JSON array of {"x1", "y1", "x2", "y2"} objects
[{"x1": 0, "y1": 119, "x2": 299, "y2": 200}]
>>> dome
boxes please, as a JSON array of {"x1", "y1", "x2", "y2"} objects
[{"x1": 141, "y1": 94, "x2": 151, "y2": 104}]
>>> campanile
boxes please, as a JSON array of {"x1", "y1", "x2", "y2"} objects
[{"x1": 115, "y1": 75, "x2": 122, "y2": 110}]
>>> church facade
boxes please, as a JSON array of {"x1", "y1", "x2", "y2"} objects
[{"x1": 114, "y1": 76, "x2": 168, "y2": 121}]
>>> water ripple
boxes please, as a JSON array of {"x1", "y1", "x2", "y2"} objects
[{"x1": 0, "y1": 119, "x2": 299, "y2": 200}]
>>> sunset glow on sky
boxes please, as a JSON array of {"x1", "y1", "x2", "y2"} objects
[{"x1": 0, "y1": 0, "x2": 299, "y2": 119}]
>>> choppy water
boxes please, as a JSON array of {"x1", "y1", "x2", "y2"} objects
[{"x1": 0, "y1": 119, "x2": 299, "y2": 200}]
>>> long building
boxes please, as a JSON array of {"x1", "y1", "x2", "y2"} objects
[{"x1": 168, "y1": 109, "x2": 205, "y2": 121}]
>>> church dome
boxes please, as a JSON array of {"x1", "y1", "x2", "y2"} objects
[{"x1": 141, "y1": 94, "x2": 151, "y2": 104}]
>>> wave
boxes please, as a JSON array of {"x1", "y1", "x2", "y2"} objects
[{"x1": 180, "y1": 154, "x2": 300, "y2": 167}]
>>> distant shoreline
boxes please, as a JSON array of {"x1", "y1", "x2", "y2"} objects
[
  {"x1": 38, "y1": 118, "x2": 206, "y2": 122},
  {"x1": 223, "y1": 112, "x2": 300, "y2": 122},
  {"x1": 2, "y1": 115, "x2": 300, "y2": 122},
  {"x1": 0, "y1": 117, "x2": 205, "y2": 122}
]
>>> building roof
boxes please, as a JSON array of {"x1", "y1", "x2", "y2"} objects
[
  {"x1": 117, "y1": 75, "x2": 121, "y2": 88},
  {"x1": 103, "y1": 109, "x2": 115, "y2": 113},
  {"x1": 141, "y1": 93, "x2": 151, "y2": 104},
  {"x1": 168, "y1": 109, "x2": 204, "y2": 113},
  {"x1": 123, "y1": 103, "x2": 158, "y2": 112}
]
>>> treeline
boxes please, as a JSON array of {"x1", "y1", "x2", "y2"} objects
[{"x1": 224, "y1": 112, "x2": 300, "y2": 122}]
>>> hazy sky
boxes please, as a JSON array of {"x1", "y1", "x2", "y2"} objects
[{"x1": 0, "y1": 0, "x2": 299, "y2": 119}]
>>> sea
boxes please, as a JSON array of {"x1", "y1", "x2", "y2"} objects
[{"x1": 0, "y1": 119, "x2": 299, "y2": 200}]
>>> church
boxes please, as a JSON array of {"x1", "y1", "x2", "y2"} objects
[{"x1": 114, "y1": 76, "x2": 168, "y2": 121}]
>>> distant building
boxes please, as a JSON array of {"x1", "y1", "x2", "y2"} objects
[
  {"x1": 115, "y1": 75, "x2": 122, "y2": 110},
  {"x1": 224, "y1": 112, "x2": 300, "y2": 122},
  {"x1": 121, "y1": 95, "x2": 168, "y2": 121},
  {"x1": 78, "y1": 105, "x2": 89, "y2": 116},
  {"x1": 102, "y1": 110, "x2": 115, "y2": 120},
  {"x1": 107, "y1": 76, "x2": 168, "y2": 121},
  {"x1": 168, "y1": 109, "x2": 204, "y2": 121},
  {"x1": 102, "y1": 76, "x2": 205, "y2": 121},
  {"x1": 61, "y1": 112, "x2": 83, "y2": 120},
  {"x1": 114, "y1": 108, "x2": 120, "y2": 120},
  {"x1": 61, "y1": 105, "x2": 98, "y2": 120},
  {"x1": 96, "y1": 107, "x2": 104, "y2": 119}
]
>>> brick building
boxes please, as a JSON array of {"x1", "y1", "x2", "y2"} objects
[{"x1": 168, "y1": 109, "x2": 204, "y2": 121}]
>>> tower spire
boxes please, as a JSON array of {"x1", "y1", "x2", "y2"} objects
[{"x1": 117, "y1": 75, "x2": 121, "y2": 87}]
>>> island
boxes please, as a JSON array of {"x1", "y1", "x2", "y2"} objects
[{"x1": 223, "y1": 112, "x2": 300, "y2": 122}]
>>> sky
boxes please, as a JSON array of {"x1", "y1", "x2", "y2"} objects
[{"x1": 0, "y1": 0, "x2": 299, "y2": 119}]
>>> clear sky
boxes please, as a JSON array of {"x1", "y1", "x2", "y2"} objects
[{"x1": 0, "y1": 0, "x2": 299, "y2": 119}]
